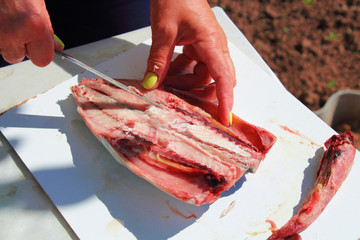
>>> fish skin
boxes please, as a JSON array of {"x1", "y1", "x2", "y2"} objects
[
  {"x1": 71, "y1": 78, "x2": 276, "y2": 205},
  {"x1": 268, "y1": 131, "x2": 356, "y2": 240}
]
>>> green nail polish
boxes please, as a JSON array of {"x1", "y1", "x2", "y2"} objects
[
  {"x1": 54, "y1": 34, "x2": 65, "y2": 48},
  {"x1": 143, "y1": 72, "x2": 158, "y2": 89}
]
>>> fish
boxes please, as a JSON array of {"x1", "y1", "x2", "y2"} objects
[
  {"x1": 71, "y1": 78, "x2": 276, "y2": 205},
  {"x1": 268, "y1": 130, "x2": 356, "y2": 239}
]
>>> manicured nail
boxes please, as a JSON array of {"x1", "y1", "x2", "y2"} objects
[
  {"x1": 143, "y1": 72, "x2": 158, "y2": 89},
  {"x1": 54, "y1": 34, "x2": 65, "y2": 48},
  {"x1": 229, "y1": 112, "x2": 233, "y2": 126}
]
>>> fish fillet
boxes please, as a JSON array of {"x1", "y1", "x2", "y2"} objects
[
  {"x1": 268, "y1": 131, "x2": 356, "y2": 239},
  {"x1": 71, "y1": 78, "x2": 276, "y2": 205}
]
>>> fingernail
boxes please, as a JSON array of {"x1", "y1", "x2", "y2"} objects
[
  {"x1": 229, "y1": 112, "x2": 233, "y2": 126},
  {"x1": 54, "y1": 34, "x2": 65, "y2": 48},
  {"x1": 143, "y1": 72, "x2": 158, "y2": 89}
]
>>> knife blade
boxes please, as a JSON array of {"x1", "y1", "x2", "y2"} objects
[{"x1": 55, "y1": 51, "x2": 164, "y2": 109}]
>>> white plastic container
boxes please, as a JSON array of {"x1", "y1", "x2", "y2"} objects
[{"x1": 315, "y1": 89, "x2": 360, "y2": 129}]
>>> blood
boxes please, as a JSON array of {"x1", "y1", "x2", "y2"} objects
[
  {"x1": 166, "y1": 200, "x2": 197, "y2": 220},
  {"x1": 265, "y1": 219, "x2": 278, "y2": 233},
  {"x1": 280, "y1": 126, "x2": 299, "y2": 135},
  {"x1": 280, "y1": 125, "x2": 318, "y2": 147},
  {"x1": 219, "y1": 200, "x2": 236, "y2": 218}
]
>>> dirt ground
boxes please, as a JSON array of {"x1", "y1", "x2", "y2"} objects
[{"x1": 208, "y1": 0, "x2": 360, "y2": 148}]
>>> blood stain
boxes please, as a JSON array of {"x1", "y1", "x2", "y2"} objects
[
  {"x1": 280, "y1": 125, "x2": 319, "y2": 147},
  {"x1": 166, "y1": 200, "x2": 197, "y2": 219},
  {"x1": 220, "y1": 200, "x2": 236, "y2": 218},
  {"x1": 265, "y1": 219, "x2": 278, "y2": 233}
]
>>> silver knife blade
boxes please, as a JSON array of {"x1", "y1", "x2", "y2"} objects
[{"x1": 55, "y1": 51, "x2": 164, "y2": 109}]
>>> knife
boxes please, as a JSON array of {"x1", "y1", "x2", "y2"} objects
[{"x1": 55, "y1": 51, "x2": 164, "y2": 109}]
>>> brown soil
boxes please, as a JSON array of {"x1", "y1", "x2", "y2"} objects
[{"x1": 208, "y1": 0, "x2": 360, "y2": 149}]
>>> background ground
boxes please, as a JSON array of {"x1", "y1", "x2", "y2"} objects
[{"x1": 208, "y1": 0, "x2": 360, "y2": 148}]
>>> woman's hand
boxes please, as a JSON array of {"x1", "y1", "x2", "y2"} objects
[
  {"x1": 144, "y1": 0, "x2": 236, "y2": 126},
  {"x1": 0, "y1": 0, "x2": 63, "y2": 67}
]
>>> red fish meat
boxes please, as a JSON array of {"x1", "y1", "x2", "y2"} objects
[
  {"x1": 71, "y1": 78, "x2": 276, "y2": 205},
  {"x1": 268, "y1": 131, "x2": 356, "y2": 239}
]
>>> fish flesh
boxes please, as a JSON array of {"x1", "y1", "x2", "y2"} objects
[
  {"x1": 71, "y1": 78, "x2": 276, "y2": 205},
  {"x1": 268, "y1": 131, "x2": 356, "y2": 239}
]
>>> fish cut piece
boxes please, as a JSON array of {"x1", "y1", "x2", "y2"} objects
[
  {"x1": 268, "y1": 131, "x2": 356, "y2": 239},
  {"x1": 71, "y1": 78, "x2": 276, "y2": 205}
]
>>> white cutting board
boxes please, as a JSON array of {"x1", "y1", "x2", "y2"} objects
[{"x1": 1, "y1": 39, "x2": 359, "y2": 240}]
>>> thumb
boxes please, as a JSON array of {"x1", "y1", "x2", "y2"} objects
[{"x1": 143, "y1": 36, "x2": 175, "y2": 89}]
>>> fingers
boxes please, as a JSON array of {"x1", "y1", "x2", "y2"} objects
[
  {"x1": 145, "y1": 0, "x2": 235, "y2": 126},
  {"x1": 1, "y1": 31, "x2": 58, "y2": 68},
  {"x1": 143, "y1": 26, "x2": 176, "y2": 90},
  {"x1": 26, "y1": 10, "x2": 56, "y2": 67},
  {"x1": 167, "y1": 53, "x2": 195, "y2": 76},
  {"x1": 164, "y1": 61, "x2": 212, "y2": 90},
  {"x1": 175, "y1": 42, "x2": 235, "y2": 125},
  {"x1": 195, "y1": 39, "x2": 236, "y2": 88},
  {"x1": 1, "y1": 44, "x2": 26, "y2": 64},
  {"x1": 1, "y1": 30, "x2": 56, "y2": 67},
  {"x1": 188, "y1": 83, "x2": 218, "y2": 102},
  {"x1": 193, "y1": 35, "x2": 236, "y2": 126},
  {"x1": 0, "y1": 0, "x2": 56, "y2": 67},
  {"x1": 216, "y1": 79, "x2": 234, "y2": 126},
  {"x1": 26, "y1": 31, "x2": 55, "y2": 67},
  {"x1": 213, "y1": 49, "x2": 236, "y2": 126}
]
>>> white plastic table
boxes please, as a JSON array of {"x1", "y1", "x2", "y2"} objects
[{"x1": 1, "y1": 7, "x2": 359, "y2": 240}]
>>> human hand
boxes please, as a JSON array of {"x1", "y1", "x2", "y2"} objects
[
  {"x1": 143, "y1": 0, "x2": 236, "y2": 126},
  {"x1": 0, "y1": 0, "x2": 64, "y2": 67}
]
